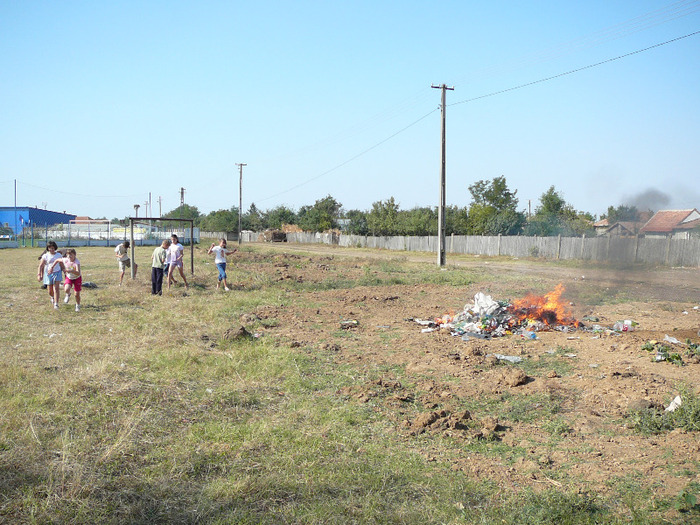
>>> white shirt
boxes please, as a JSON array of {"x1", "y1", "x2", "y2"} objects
[{"x1": 211, "y1": 245, "x2": 229, "y2": 264}]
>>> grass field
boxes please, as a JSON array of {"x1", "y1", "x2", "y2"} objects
[{"x1": 1, "y1": 244, "x2": 698, "y2": 524}]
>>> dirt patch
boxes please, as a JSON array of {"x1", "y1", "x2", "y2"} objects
[{"x1": 237, "y1": 245, "x2": 700, "y2": 498}]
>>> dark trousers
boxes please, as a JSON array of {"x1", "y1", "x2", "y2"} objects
[{"x1": 151, "y1": 267, "x2": 164, "y2": 295}]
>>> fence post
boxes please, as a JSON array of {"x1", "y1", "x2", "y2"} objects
[
  {"x1": 634, "y1": 234, "x2": 640, "y2": 263},
  {"x1": 665, "y1": 236, "x2": 672, "y2": 265},
  {"x1": 556, "y1": 234, "x2": 561, "y2": 259},
  {"x1": 580, "y1": 234, "x2": 586, "y2": 259}
]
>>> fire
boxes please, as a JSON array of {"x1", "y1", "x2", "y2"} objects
[{"x1": 507, "y1": 283, "x2": 580, "y2": 327}]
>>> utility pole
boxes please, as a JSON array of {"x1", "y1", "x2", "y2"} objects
[
  {"x1": 158, "y1": 196, "x2": 162, "y2": 217},
  {"x1": 431, "y1": 84, "x2": 454, "y2": 267},
  {"x1": 236, "y1": 163, "x2": 247, "y2": 245},
  {"x1": 133, "y1": 204, "x2": 140, "y2": 218},
  {"x1": 179, "y1": 188, "x2": 185, "y2": 219}
]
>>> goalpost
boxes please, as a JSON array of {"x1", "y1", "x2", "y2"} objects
[{"x1": 127, "y1": 217, "x2": 195, "y2": 279}]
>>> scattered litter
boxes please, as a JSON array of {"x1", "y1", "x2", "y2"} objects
[
  {"x1": 582, "y1": 316, "x2": 599, "y2": 322},
  {"x1": 663, "y1": 334, "x2": 682, "y2": 345},
  {"x1": 612, "y1": 320, "x2": 637, "y2": 332},
  {"x1": 82, "y1": 281, "x2": 98, "y2": 289},
  {"x1": 589, "y1": 364, "x2": 600, "y2": 368},
  {"x1": 564, "y1": 353, "x2": 577, "y2": 358},
  {"x1": 665, "y1": 396, "x2": 682, "y2": 412},
  {"x1": 340, "y1": 320, "x2": 359, "y2": 330},
  {"x1": 411, "y1": 286, "x2": 581, "y2": 340},
  {"x1": 682, "y1": 311, "x2": 689, "y2": 315},
  {"x1": 206, "y1": 388, "x2": 213, "y2": 394},
  {"x1": 567, "y1": 336, "x2": 581, "y2": 340},
  {"x1": 487, "y1": 354, "x2": 523, "y2": 364},
  {"x1": 421, "y1": 327, "x2": 437, "y2": 333}
]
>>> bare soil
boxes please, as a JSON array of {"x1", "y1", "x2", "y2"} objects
[{"x1": 240, "y1": 244, "x2": 700, "y2": 498}]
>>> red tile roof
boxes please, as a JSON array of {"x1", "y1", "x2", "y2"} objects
[{"x1": 640, "y1": 209, "x2": 700, "y2": 233}]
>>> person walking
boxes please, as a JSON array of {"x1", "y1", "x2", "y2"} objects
[
  {"x1": 150, "y1": 239, "x2": 170, "y2": 295},
  {"x1": 207, "y1": 238, "x2": 236, "y2": 291},
  {"x1": 37, "y1": 241, "x2": 63, "y2": 309}
]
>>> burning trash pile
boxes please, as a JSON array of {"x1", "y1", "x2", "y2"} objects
[{"x1": 412, "y1": 284, "x2": 582, "y2": 339}]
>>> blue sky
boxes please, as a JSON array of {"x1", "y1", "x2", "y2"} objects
[{"x1": 1, "y1": 1, "x2": 699, "y2": 220}]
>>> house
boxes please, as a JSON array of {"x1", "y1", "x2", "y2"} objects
[
  {"x1": 639, "y1": 209, "x2": 700, "y2": 239},
  {"x1": 593, "y1": 218, "x2": 609, "y2": 236},
  {"x1": 605, "y1": 221, "x2": 638, "y2": 237}
]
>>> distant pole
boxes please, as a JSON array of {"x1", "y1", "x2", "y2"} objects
[
  {"x1": 14, "y1": 179, "x2": 17, "y2": 241},
  {"x1": 158, "y1": 196, "x2": 162, "y2": 217},
  {"x1": 431, "y1": 84, "x2": 454, "y2": 267},
  {"x1": 236, "y1": 163, "x2": 247, "y2": 245}
]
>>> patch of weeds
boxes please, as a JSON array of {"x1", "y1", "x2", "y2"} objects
[
  {"x1": 629, "y1": 386, "x2": 700, "y2": 434},
  {"x1": 642, "y1": 340, "x2": 684, "y2": 366},
  {"x1": 503, "y1": 392, "x2": 564, "y2": 424},
  {"x1": 514, "y1": 352, "x2": 573, "y2": 377},
  {"x1": 543, "y1": 417, "x2": 571, "y2": 436},
  {"x1": 675, "y1": 482, "x2": 700, "y2": 513}
]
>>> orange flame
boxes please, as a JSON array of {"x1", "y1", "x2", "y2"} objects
[{"x1": 507, "y1": 284, "x2": 580, "y2": 327}]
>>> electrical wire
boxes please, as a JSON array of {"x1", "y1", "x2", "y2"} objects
[
  {"x1": 19, "y1": 181, "x2": 144, "y2": 199},
  {"x1": 449, "y1": 30, "x2": 700, "y2": 107},
  {"x1": 257, "y1": 107, "x2": 439, "y2": 203}
]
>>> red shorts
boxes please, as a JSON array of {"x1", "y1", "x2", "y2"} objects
[{"x1": 65, "y1": 276, "x2": 82, "y2": 292}]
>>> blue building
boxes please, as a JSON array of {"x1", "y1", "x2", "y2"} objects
[{"x1": 0, "y1": 207, "x2": 77, "y2": 234}]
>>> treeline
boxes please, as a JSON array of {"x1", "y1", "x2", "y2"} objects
[{"x1": 125, "y1": 177, "x2": 649, "y2": 238}]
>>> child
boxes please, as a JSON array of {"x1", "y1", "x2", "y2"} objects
[
  {"x1": 37, "y1": 241, "x2": 63, "y2": 309},
  {"x1": 115, "y1": 240, "x2": 137, "y2": 285},
  {"x1": 207, "y1": 238, "x2": 237, "y2": 291},
  {"x1": 150, "y1": 239, "x2": 170, "y2": 295},
  {"x1": 167, "y1": 234, "x2": 188, "y2": 290},
  {"x1": 51, "y1": 248, "x2": 82, "y2": 311}
]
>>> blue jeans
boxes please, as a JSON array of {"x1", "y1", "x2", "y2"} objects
[{"x1": 216, "y1": 263, "x2": 227, "y2": 281}]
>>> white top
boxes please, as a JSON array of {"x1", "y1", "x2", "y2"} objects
[
  {"x1": 115, "y1": 243, "x2": 129, "y2": 261},
  {"x1": 168, "y1": 242, "x2": 183, "y2": 262},
  {"x1": 42, "y1": 252, "x2": 63, "y2": 275},
  {"x1": 62, "y1": 257, "x2": 81, "y2": 279},
  {"x1": 211, "y1": 245, "x2": 229, "y2": 264}
]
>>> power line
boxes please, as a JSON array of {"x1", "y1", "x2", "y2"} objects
[
  {"x1": 449, "y1": 30, "x2": 700, "y2": 107},
  {"x1": 18, "y1": 181, "x2": 144, "y2": 199},
  {"x1": 257, "y1": 108, "x2": 439, "y2": 202}
]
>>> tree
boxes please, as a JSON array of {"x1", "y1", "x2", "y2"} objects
[
  {"x1": 242, "y1": 203, "x2": 264, "y2": 231},
  {"x1": 367, "y1": 197, "x2": 400, "y2": 236},
  {"x1": 524, "y1": 186, "x2": 593, "y2": 236},
  {"x1": 466, "y1": 176, "x2": 524, "y2": 235},
  {"x1": 265, "y1": 205, "x2": 297, "y2": 230},
  {"x1": 344, "y1": 209, "x2": 369, "y2": 235},
  {"x1": 164, "y1": 204, "x2": 201, "y2": 223},
  {"x1": 297, "y1": 195, "x2": 342, "y2": 232},
  {"x1": 603, "y1": 204, "x2": 639, "y2": 223},
  {"x1": 199, "y1": 207, "x2": 238, "y2": 232}
]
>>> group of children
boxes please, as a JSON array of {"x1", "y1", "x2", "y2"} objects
[
  {"x1": 37, "y1": 235, "x2": 238, "y2": 310},
  {"x1": 37, "y1": 241, "x2": 82, "y2": 311}
]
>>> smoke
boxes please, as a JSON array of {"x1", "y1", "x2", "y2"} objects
[{"x1": 622, "y1": 188, "x2": 670, "y2": 212}]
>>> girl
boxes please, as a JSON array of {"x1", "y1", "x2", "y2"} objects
[
  {"x1": 51, "y1": 248, "x2": 82, "y2": 311},
  {"x1": 207, "y1": 238, "x2": 236, "y2": 291},
  {"x1": 37, "y1": 241, "x2": 63, "y2": 309}
]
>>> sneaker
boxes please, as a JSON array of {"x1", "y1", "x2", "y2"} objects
[
  {"x1": 64, "y1": 294, "x2": 70, "y2": 303},
  {"x1": 224, "y1": 287, "x2": 230, "y2": 291},
  {"x1": 75, "y1": 304, "x2": 80, "y2": 312},
  {"x1": 53, "y1": 303, "x2": 59, "y2": 310}
]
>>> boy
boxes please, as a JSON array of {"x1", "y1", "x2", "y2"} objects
[
  {"x1": 115, "y1": 240, "x2": 137, "y2": 285},
  {"x1": 151, "y1": 239, "x2": 170, "y2": 295},
  {"x1": 207, "y1": 238, "x2": 237, "y2": 291}
]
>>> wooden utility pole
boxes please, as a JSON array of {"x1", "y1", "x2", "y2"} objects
[
  {"x1": 431, "y1": 84, "x2": 454, "y2": 267},
  {"x1": 236, "y1": 163, "x2": 247, "y2": 245}
]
